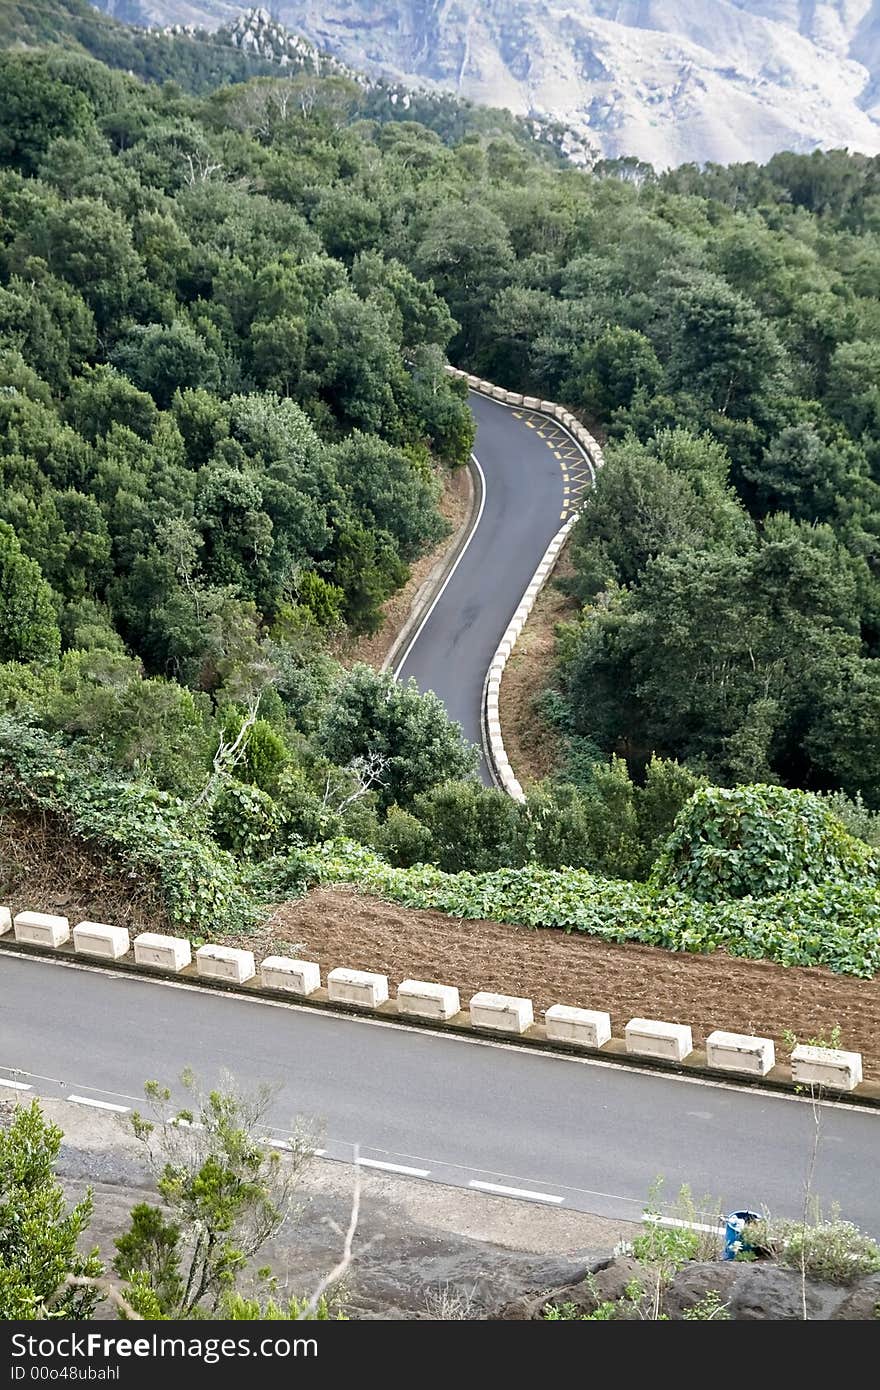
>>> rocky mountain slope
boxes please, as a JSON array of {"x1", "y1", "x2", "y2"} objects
[{"x1": 91, "y1": 1, "x2": 880, "y2": 167}]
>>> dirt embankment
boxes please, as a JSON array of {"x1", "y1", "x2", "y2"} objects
[{"x1": 267, "y1": 887, "x2": 880, "y2": 1077}]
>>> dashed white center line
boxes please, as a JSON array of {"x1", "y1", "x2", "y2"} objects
[
  {"x1": 67, "y1": 1094, "x2": 130, "y2": 1113},
  {"x1": 0, "y1": 1078, "x2": 32, "y2": 1090},
  {"x1": 358, "y1": 1158, "x2": 431, "y2": 1178},
  {"x1": 468, "y1": 1180, "x2": 564, "y2": 1205}
]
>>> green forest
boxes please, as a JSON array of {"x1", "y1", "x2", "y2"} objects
[{"x1": 1, "y1": 17, "x2": 879, "y2": 960}]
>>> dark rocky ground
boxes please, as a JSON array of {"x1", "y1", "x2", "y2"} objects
[{"x1": 11, "y1": 1098, "x2": 879, "y2": 1319}]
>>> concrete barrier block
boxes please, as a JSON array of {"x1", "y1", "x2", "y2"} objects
[
  {"x1": 540, "y1": 400, "x2": 557, "y2": 414},
  {"x1": 522, "y1": 396, "x2": 541, "y2": 410},
  {"x1": 397, "y1": 979, "x2": 461, "y2": 1021},
  {"x1": 13, "y1": 911, "x2": 70, "y2": 947},
  {"x1": 327, "y1": 967, "x2": 389, "y2": 1008},
  {"x1": 134, "y1": 932, "x2": 192, "y2": 972},
  {"x1": 791, "y1": 1044, "x2": 862, "y2": 1092},
  {"x1": 470, "y1": 991, "x2": 533, "y2": 1034},
  {"x1": 466, "y1": 374, "x2": 482, "y2": 388},
  {"x1": 195, "y1": 944, "x2": 256, "y2": 984},
  {"x1": 545, "y1": 1004, "x2": 611, "y2": 1049},
  {"x1": 706, "y1": 1030, "x2": 775, "y2": 1077},
  {"x1": 505, "y1": 391, "x2": 524, "y2": 405},
  {"x1": 261, "y1": 956, "x2": 320, "y2": 996},
  {"x1": 73, "y1": 921, "x2": 130, "y2": 960},
  {"x1": 0, "y1": 906, "x2": 11, "y2": 936},
  {"x1": 491, "y1": 386, "x2": 507, "y2": 400},
  {"x1": 507, "y1": 778, "x2": 526, "y2": 803},
  {"x1": 625, "y1": 1017, "x2": 693, "y2": 1062}
]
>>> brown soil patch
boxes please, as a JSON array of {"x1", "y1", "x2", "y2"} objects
[
  {"x1": 265, "y1": 887, "x2": 880, "y2": 1076},
  {"x1": 0, "y1": 808, "x2": 169, "y2": 934},
  {"x1": 499, "y1": 542, "x2": 577, "y2": 785},
  {"x1": 339, "y1": 465, "x2": 472, "y2": 671}
]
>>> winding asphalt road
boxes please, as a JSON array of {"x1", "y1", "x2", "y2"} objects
[
  {"x1": 2, "y1": 955, "x2": 878, "y2": 1234},
  {"x1": 395, "y1": 392, "x2": 592, "y2": 782},
  {"x1": 4, "y1": 396, "x2": 877, "y2": 1245}
]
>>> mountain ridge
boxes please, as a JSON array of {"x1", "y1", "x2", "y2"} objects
[{"x1": 89, "y1": 0, "x2": 880, "y2": 167}]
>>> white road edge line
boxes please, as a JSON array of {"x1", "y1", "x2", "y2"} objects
[
  {"x1": 469, "y1": 1179, "x2": 564, "y2": 1205},
  {"x1": 646, "y1": 1214, "x2": 725, "y2": 1236},
  {"x1": 0, "y1": 1078, "x2": 32, "y2": 1090},
  {"x1": 8, "y1": 953, "x2": 878, "y2": 1117},
  {"x1": 67, "y1": 1094, "x2": 130, "y2": 1113},
  {"x1": 358, "y1": 1157, "x2": 431, "y2": 1177},
  {"x1": 261, "y1": 1137, "x2": 327, "y2": 1157},
  {"x1": 392, "y1": 451, "x2": 487, "y2": 679}
]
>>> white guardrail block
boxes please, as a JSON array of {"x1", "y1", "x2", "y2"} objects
[
  {"x1": 470, "y1": 991, "x2": 534, "y2": 1034},
  {"x1": 0, "y1": 906, "x2": 11, "y2": 936},
  {"x1": 706, "y1": 1030, "x2": 775, "y2": 1077},
  {"x1": 195, "y1": 944, "x2": 256, "y2": 984},
  {"x1": 261, "y1": 956, "x2": 321, "y2": 996},
  {"x1": 397, "y1": 979, "x2": 461, "y2": 1021},
  {"x1": 73, "y1": 921, "x2": 131, "y2": 960},
  {"x1": 327, "y1": 967, "x2": 389, "y2": 1008},
  {"x1": 133, "y1": 932, "x2": 192, "y2": 972},
  {"x1": 791, "y1": 1044, "x2": 863, "y2": 1092},
  {"x1": 625, "y1": 1017, "x2": 693, "y2": 1063},
  {"x1": 545, "y1": 1005, "x2": 611, "y2": 1049},
  {"x1": 13, "y1": 911, "x2": 70, "y2": 947}
]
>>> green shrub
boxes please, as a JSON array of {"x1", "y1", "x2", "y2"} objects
[
  {"x1": 743, "y1": 1216, "x2": 880, "y2": 1285},
  {"x1": 211, "y1": 782, "x2": 282, "y2": 861},
  {"x1": 0, "y1": 717, "x2": 258, "y2": 933},
  {"x1": 652, "y1": 784, "x2": 878, "y2": 903},
  {"x1": 414, "y1": 780, "x2": 523, "y2": 873},
  {"x1": 376, "y1": 805, "x2": 433, "y2": 867}
]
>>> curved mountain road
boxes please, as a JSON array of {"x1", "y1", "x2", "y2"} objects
[
  {"x1": 395, "y1": 392, "x2": 593, "y2": 781},
  {"x1": 4, "y1": 395, "x2": 877, "y2": 1240}
]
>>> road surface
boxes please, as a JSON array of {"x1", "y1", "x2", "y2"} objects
[
  {"x1": 395, "y1": 393, "x2": 593, "y2": 781},
  {"x1": 2, "y1": 954, "x2": 877, "y2": 1234}
]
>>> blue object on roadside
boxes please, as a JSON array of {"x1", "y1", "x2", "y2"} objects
[{"x1": 723, "y1": 1210, "x2": 760, "y2": 1261}]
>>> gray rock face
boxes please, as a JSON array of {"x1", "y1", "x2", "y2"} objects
[
  {"x1": 96, "y1": 1, "x2": 880, "y2": 168},
  {"x1": 831, "y1": 1271, "x2": 880, "y2": 1320},
  {"x1": 497, "y1": 1255, "x2": 880, "y2": 1319},
  {"x1": 665, "y1": 1261, "x2": 829, "y2": 1320}
]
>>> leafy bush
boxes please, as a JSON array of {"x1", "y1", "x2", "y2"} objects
[
  {"x1": 211, "y1": 782, "x2": 282, "y2": 861},
  {"x1": 0, "y1": 718, "x2": 258, "y2": 933},
  {"x1": 376, "y1": 805, "x2": 433, "y2": 867},
  {"x1": 298, "y1": 838, "x2": 880, "y2": 976},
  {"x1": 743, "y1": 1216, "x2": 880, "y2": 1285},
  {"x1": 652, "y1": 784, "x2": 878, "y2": 903}
]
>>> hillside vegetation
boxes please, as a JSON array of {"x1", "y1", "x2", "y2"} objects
[{"x1": 0, "y1": 38, "x2": 878, "y2": 967}]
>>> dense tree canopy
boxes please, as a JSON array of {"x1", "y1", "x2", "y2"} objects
[{"x1": 0, "y1": 35, "x2": 878, "y2": 893}]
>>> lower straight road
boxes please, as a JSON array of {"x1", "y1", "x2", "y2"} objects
[
  {"x1": 396, "y1": 392, "x2": 589, "y2": 781},
  {"x1": 3, "y1": 955, "x2": 878, "y2": 1234}
]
